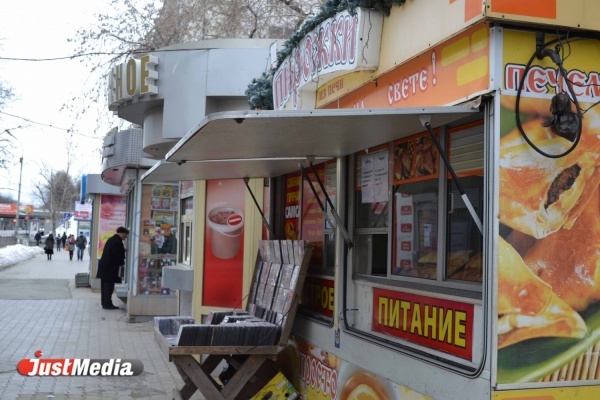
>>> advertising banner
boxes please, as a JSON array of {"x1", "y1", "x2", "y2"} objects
[
  {"x1": 279, "y1": 337, "x2": 432, "y2": 400},
  {"x1": 324, "y1": 24, "x2": 490, "y2": 109},
  {"x1": 202, "y1": 179, "x2": 245, "y2": 307},
  {"x1": 284, "y1": 173, "x2": 301, "y2": 241},
  {"x1": 97, "y1": 195, "x2": 127, "y2": 258},
  {"x1": 302, "y1": 165, "x2": 325, "y2": 268},
  {"x1": 74, "y1": 203, "x2": 92, "y2": 220},
  {"x1": 0, "y1": 203, "x2": 34, "y2": 215},
  {"x1": 497, "y1": 30, "x2": 600, "y2": 384},
  {"x1": 301, "y1": 276, "x2": 334, "y2": 318},
  {"x1": 372, "y1": 288, "x2": 474, "y2": 359}
]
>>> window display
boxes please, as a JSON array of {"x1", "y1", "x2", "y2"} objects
[
  {"x1": 137, "y1": 184, "x2": 180, "y2": 295},
  {"x1": 353, "y1": 122, "x2": 484, "y2": 284}
]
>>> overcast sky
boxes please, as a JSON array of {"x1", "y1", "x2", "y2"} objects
[{"x1": 0, "y1": 0, "x2": 121, "y2": 205}]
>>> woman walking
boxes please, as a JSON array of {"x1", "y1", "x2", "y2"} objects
[
  {"x1": 67, "y1": 234, "x2": 76, "y2": 261},
  {"x1": 45, "y1": 234, "x2": 55, "y2": 260}
]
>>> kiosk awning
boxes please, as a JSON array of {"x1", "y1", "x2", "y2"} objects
[
  {"x1": 141, "y1": 157, "x2": 331, "y2": 183},
  {"x1": 142, "y1": 106, "x2": 477, "y2": 182}
]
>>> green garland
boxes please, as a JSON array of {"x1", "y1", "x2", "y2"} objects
[{"x1": 245, "y1": 0, "x2": 407, "y2": 110}]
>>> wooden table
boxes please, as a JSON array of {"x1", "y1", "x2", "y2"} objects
[
  {"x1": 154, "y1": 329, "x2": 280, "y2": 400},
  {"x1": 154, "y1": 240, "x2": 312, "y2": 400}
]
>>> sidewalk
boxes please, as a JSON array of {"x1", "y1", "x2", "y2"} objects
[{"x1": 0, "y1": 246, "x2": 204, "y2": 400}]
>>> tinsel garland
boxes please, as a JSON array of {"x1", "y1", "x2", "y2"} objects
[{"x1": 245, "y1": 0, "x2": 407, "y2": 110}]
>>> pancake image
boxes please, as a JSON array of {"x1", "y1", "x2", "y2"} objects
[
  {"x1": 497, "y1": 236, "x2": 587, "y2": 349},
  {"x1": 523, "y1": 187, "x2": 600, "y2": 311}
]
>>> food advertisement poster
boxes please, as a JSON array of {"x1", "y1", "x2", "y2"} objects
[
  {"x1": 97, "y1": 194, "x2": 127, "y2": 258},
  {"x1": 497, "y1": 30, "x2": 600, "y2": 384},
  {"x1": 203, "y1": 179, "x2": 245, "y2": 308},
  {"x1": 278, "y1": 337, "x2": 432, "y2": 400}
]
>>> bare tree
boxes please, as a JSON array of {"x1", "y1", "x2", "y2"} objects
[
  {"x1": 32, "y1": 164, "x2": 81, "y2": 235},
  {"x1": 66, "y1": 0, "x2": 325, "y2": 131},
  {"x1": 0, "y1": 81, "x2": 16, "y2": 171}
]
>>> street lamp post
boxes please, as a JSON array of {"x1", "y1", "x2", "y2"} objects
[{"x1": 14, "y1": 156, "x2": 23, "y2": 237}]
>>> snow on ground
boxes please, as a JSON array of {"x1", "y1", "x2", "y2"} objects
[{"x1": 0, "y1": 244, "x2": 44, "y2": 270}]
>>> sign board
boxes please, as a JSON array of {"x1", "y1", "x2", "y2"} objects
[
  {"x1": 273, "y1": 8, "x2": 383, "y2": 110},
  {"x1": 74, "y1": 202, "x2": 93, "y2": 221}
]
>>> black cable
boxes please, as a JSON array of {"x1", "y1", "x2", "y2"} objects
[{"x1": 515, "y1": 38, "x2": 583, "y2": 158}]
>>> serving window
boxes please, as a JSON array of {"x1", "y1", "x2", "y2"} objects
[
  {"x1": 353, "y1": 146, "x2": 389, "y2": 276},
  {"x1": 352, "y1": 121, "x2": 484, "y2": 289}
]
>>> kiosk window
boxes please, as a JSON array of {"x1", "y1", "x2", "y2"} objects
[
  {"x1": 445, "y1": 123, "x2": 484, "y2": 282},
  {"x1": 392, "y1": 180, "x2": 439, "y2": 279},
  {"x1": 354, "y1": 147, "x2": 389, "y2": 276},
  {"x1": 351, "y1": 122, "x2": 484, "y2": 285}
]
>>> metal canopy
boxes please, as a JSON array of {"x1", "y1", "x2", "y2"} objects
[
  {"x1": 141, "y1": 157, "x2": 332, "y2": 183},
  {"x1": 165, "y1": 106, "x2": 478, "y2": 163}
]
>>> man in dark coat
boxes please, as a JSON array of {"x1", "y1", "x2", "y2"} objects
[{"x1": 96, "y1": 226, "x2": 129, "y2": 310}]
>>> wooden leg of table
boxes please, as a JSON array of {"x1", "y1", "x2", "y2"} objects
[
  {"x1": 173, "y1": 355, "x2": 225, "y2": 400},
  {"x1": 173, "y1": 361, "x2": 199, "y2": 400},
  {"x1": 220, "y1": 355, "x2": 266, "y2": 400},
  {"x1": 201, "y1": 354, "x2": 225, "y2": 375}
]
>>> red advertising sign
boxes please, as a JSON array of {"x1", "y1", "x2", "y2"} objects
[
  {"x1": 301, "y1": 276, "x2": 334, "y2": 318},
  {"x1": 302, "y1": 165, "x2": 324, "y2": 266},
  {"x1": 203, "y1": 179, "x2": 245, "y2": 307},
  {"x1": 0, "y1": 203, "x2": 34, "y2": 215},
  {"x1": 372, "y1": 288, "x2": 474, "y2": 359}
]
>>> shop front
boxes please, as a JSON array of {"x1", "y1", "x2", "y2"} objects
[
  {"x1": 103, "y1": 39, "x2": 280, "y2": 321},
  {"x1": 143, "y1": 1, "x2": 600, "y2": 399}
]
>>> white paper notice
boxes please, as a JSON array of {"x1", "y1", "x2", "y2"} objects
[
  {"x1": 361, "y1": 155, "x2": 374, "y2": 203},
  {"x1": 361, "y1": 152, "x2": 388, "y2": 203}
]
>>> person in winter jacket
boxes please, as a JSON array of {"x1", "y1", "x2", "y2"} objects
[
  {"x1": 44, "y1": 234, "x2": 55, "y2": 260},
  {"x1": 76, "y1": 232, "x2": 87, "y2": 261},
  {"x1": 67, "y1": 234, "x2": 76, "y2": 260}
]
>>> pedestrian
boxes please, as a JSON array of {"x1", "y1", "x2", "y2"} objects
[
  {"x1": 76, "y1": 232, "x2": 87, "y2": 261},
  {"x1": 61, "y1": 232, "x2": 67, "y2": 249},
  {"x1": 44, "y1": 234, "x2": 55, "y2": 260},
  {"x1": 96, "y1": 226, "x2": 129, "y2": 310},
  {"x1": 56, "y1": 234, "x2": 62, "y2": 252},
  {"x1": 67, "y1": 234, "x2": 76, "y2": 261},
  {"x1": 34, "y1": 231, "x2": 42, "y2": 246}
]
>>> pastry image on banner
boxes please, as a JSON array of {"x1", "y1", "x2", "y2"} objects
[
  {"x1": 497, "y1": 91, "x2": 600, "y2": 384},
  {"x1": 497, "y1": 236, "x2": 587, "y2": 349}
]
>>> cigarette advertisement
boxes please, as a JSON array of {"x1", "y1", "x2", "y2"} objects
[
  {"x1": 202, "y1": 179, "x2": 245, "y2": 308},
  {"x1": 496, "y1": 30, "x2": 600, "y2": 384},
  {"x1": 284, "y1": 173, "x2": 301, "y2": 241},
  {"x1": 277, "y1": 337, "x2": 432, "y2": 400}
]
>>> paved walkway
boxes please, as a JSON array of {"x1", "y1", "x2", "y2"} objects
[{"x1": 0, "y1": 246, "x2": 204, "y2": 399}]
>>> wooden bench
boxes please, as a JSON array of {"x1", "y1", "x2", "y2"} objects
[{"x1": 154, "y1": 240, "x2": 312, "y2": 400}]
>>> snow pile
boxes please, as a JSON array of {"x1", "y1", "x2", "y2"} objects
[{"x1": 0, "y1": 244, "x2": 44, "y2": 269}]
